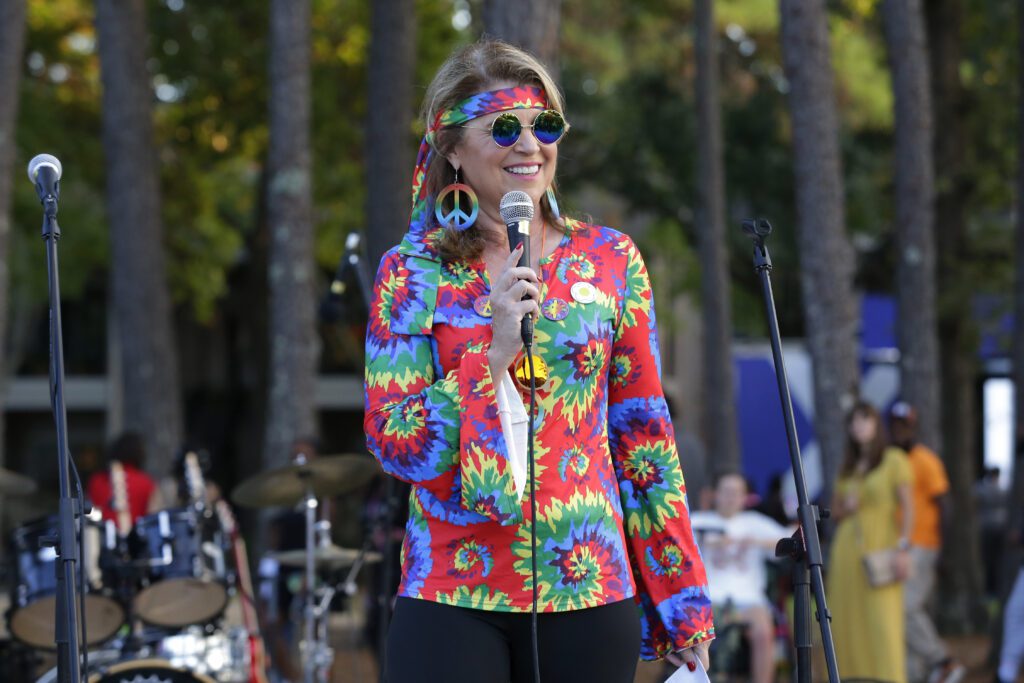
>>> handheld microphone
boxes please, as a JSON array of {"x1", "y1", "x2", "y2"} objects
[
  {"x1": 27, "y1": 154, "x2": 62, "y2": 204},
  {"x1": 499, "y1": 191, "x2": 535, "y2": 346}
]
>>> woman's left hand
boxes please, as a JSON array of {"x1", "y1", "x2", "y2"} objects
[{"x1": 665, "y1": 639, "x2": 711, "y2": 673}]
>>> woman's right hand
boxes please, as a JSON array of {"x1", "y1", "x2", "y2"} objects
[
  {"x1": 487, "y1": 244, "x2": 541, "y2": 375},
  {"x1": 843, "y1": 491, "x2": 859, "y2": 515}
]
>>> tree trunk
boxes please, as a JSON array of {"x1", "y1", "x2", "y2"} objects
[
  {"x1": 0, "y1": 0, "x2": 25, "y2": 469},
  {"x1": 693, "y1": 0, "x2": 739, "y2": 477},
  {"x1": 365, "y1": 0, "x2": 416, "y2": 272},
  {"x1": 882, "y1": 0, "x2": 942, "y2": 453},
  {"x1": 779, "y1": 0, "x2": 859, "y2": 506},
  {"x1": 925, "y1": 0, "x2": 986, "y2": 631},
  {"x1": 263, "y1": 0, "x2": 317, "y2": 471},
  {"x1": 482, "y1": 0, "x2": 561, "y2": 72},
  {"x1": 96, "y1": 0, "x2": 183, "y2": 475}
]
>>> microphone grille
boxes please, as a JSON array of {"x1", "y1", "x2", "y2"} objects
[
  {"x1": 499, "y1": 191, "x2": 534, "y2": 223},
  {"x1": 27, "y1": 153, "x2": 62, "y2": 182}
]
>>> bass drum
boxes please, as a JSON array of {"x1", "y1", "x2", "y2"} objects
[
  {"x1": 9, "y1": 514, "x2": 125, "y2": 649},
  {"x1": 87, "y1": 659, "x2": 215, "y2": 683},
  {"x1": 36, "y1": 653, "x2": 214, "y2": 683}
]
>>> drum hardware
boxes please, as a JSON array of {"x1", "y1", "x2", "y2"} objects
[
  {"x1": 298, "y1": 581, "x2": 336, "y2": 683},
  {"x1": 298, "y1": 455, "x2": 331, "y2": 683},
  {"x1": 339, "y1": 538, "x2": 380, "y2": 598},
  {"x1": 230, "y1": 453, "x2": 379, "y2": 683}
]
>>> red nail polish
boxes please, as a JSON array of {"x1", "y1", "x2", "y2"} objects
[{"x1": 686, "y1": 661, "x2": 696, "y2": 672}]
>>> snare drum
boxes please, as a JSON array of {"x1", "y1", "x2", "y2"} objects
[
  {"x1": 8, "y1": 514, "x2": 124, "y2": 649},
  {"x1": 132, "y1": 507, "x2": 229, "y2": 628}
]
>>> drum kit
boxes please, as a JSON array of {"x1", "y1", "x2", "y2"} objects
[{"x1": 0, "y1": 453, "x2": 380, "y2": 683}]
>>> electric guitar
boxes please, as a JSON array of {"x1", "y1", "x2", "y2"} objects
[{"x1": 216, "y1": 499, "x2": 270, "y2": 683}]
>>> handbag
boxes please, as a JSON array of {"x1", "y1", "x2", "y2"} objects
[
  {"x1": 854, "y1": 511, "x2": 901, "y2": 587},
  {"x1": 861, "y1": 547, "x2": 900, "y2": 587}
]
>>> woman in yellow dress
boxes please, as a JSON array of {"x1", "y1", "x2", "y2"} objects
[{"x1": 827, "y1": 401, "x2": 913, "y2": 682}]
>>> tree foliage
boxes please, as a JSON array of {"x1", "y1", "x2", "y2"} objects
[{"x1": 3, "y1": 3, "x2": 1020, "y2": 595}]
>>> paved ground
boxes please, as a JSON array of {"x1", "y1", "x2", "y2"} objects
[{"x1": 325, "y1": 629, "x2": 1012, "y2": 683}]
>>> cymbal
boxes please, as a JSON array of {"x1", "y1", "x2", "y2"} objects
[
  {"x1": 0, "y1": 467, "x2": 37, "y2": 496},
  {"x1": 231, "y1": 454, "x2": 379, "y2": 508},
  {"x1": 269, "y1": 544, "x2": 383, "y2": 569}
]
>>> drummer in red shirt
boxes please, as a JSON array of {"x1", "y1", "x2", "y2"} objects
[{"x1": 87, "y1": 431, "x2": 160, "y2": 526}]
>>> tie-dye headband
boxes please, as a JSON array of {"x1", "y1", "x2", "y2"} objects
[{"x1": 410, "y1": 85, "x2": 550, "y2": 222}]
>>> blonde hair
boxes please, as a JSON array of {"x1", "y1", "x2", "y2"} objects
[{"x1": 422, "y1": 39, "x2": 567, "y2": 262}]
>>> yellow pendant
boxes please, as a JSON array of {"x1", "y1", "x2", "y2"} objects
[{"x1": 515, "y1": 353, "x2": 550, "y2": 388}]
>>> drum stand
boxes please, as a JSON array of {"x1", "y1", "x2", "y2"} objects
[{"x1": 297, "y1": 459, "x2": 334, "y2": 683}]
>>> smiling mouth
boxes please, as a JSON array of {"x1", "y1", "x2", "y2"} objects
[{"x1": 505, "y1": 164, "x2": 540, "y2": 176}]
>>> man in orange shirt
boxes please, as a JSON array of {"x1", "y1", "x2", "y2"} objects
[{"x1": 888, "y1": 402, "x2": 964, "y2": 683}]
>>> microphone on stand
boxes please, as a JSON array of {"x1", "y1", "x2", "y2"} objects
[
  {"x1": 27, "y1": 154, "x2": 62, "y2": 204},
  {"x1": 499, "y1": 191, "x2": 535, "y2": 347},
  {"x1": 330, "y1": 232, "x2": 363, "y2": 296},
  {"x1": 321, "y1": 232, "x2": 371, "y2": 322}
]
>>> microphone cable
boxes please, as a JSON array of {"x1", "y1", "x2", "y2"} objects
[
  {"x1": 51, "y1": 368, "x2": 89, "y2": 678},
  {"x1": 524, "y1": 343, "x2": 540, "y2": 683},
  {"x1": 70, "y1": 458, "x2": 89, "y2": 678}
]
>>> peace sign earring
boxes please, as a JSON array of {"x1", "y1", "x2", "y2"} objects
[{"x1": 435, "y1": 168, "x2": 479, "y2": 231}]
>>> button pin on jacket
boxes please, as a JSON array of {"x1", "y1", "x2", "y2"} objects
[
  {"x1": 542, "y1": 298, "x2": 569, "y2": 321},
  {"x1": 570, "y1": 281, "x2": 596, "y2": 304},
  {"x1": 474, "y1": 296, "x2": 492, "y2": 317}
]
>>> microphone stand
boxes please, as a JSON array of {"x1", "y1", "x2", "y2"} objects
[
  {"x1": 41, "y1": 187, "x2": 83, "y2": 683},
  {"x1": 741, "y1": 218, "x2": 840, "y2": 683},
  {"x1": 328, "y1": 239, "x2": 397, "y2": 683}
]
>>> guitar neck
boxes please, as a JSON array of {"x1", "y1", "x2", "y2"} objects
[{"x1": 110, "y1": 461, "x2": 132, "y2": 535}]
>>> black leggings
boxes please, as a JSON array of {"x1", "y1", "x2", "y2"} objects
[{"x1": 385, "y1": 596, "x2": 641, "y2": 683}]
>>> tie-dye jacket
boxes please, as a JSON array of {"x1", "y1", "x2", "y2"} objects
[{"x1": 363, "y1": 218, "x2": 714, "y2": 659}]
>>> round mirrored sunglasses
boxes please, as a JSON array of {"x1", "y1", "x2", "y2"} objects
[{"x1": 461, "y1": 110, "x2": 569, "y2": 148}]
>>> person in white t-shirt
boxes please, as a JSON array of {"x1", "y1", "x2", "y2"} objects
[{"x1": 690, "y1": 471, "x2": 793, "y2": 683}]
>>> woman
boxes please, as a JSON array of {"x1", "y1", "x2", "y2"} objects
[
  {"x1": 364, "y1": 39, "x2": 713, "y2": 682},
  {"x1": 827, "y1": 401, "x2": 912, "y2": 682}
]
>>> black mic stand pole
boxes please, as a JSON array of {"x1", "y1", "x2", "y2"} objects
[
  {"x1": 336, "y1": 237, "x2": 394, "y2": 683},
  {"x1": 41, "y1": 184, "x2": 83, "y2": 683},
  {"x1": 742, "y1": 218, "x2": 840, "y2": 683}
]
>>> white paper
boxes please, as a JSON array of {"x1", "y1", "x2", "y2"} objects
[
  {"x1": 494, "y1": 372, "x2": 529, "y2": 501},
  {"x1": 665, "y1": 657, "x2": 711, "y2": 683}
]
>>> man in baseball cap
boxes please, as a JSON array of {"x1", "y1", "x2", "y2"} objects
[{"x1": 888, "y1": 401, "x2": 964, "y2": 683}]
